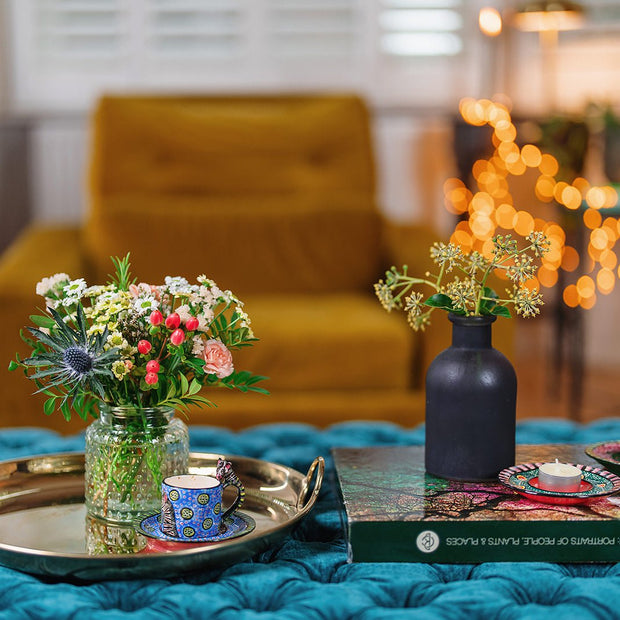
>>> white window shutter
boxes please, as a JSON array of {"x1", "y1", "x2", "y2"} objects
[
  {"x1": 8, "y1": 0, "x2": 469, "y2": 111},
  {"x1": 265, "y1": 0, "x2": 361, "y2": 59},
  {"x1": 379, "y1": 0, "x2": 464, "y2": 57},
  {"x1": 32, "y1": 0, "x2": 129, "y2": 68},
  {"x1": 144, "y1": 1, "x2": 245, "y2": 61}
]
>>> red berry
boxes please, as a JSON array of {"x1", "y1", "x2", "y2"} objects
[
  {"x1": 137, "y1": 340, "x2": 152, "y2": 355},
  {"x1": 165, "y1": 313, "x2": 181, "y2": 329},
  {"x1": 149, "y1": 310, "x2": 164, "y2": 326},
  {"x1": 170, "y1": 328, "x2": 185, "y2": 346},
  {"x1": 146, "y1": 359, "x2": 160, "y2": 373},
  {"x1": 185, "y1": 316, "x2": 199, "y2": 331},
  {"x1": 145, "y1": 372, "x2": 158, "y2": 385}
]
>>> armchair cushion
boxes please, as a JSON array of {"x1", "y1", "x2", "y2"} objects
[
  {"x1": 233, "y1": 293, "x2": 414, "y2": 391},
  {"x1": 90, "y1": 96, "x2": 375, "y2": 195},
  {"x1": 85, "y1": 95, "x2": 381, "y2": 295},
  {"x1": 85, "y1": 193, "x2": 381, "y2": 295}
]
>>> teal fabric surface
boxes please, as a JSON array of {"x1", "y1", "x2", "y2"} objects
[{"x1": 0, "y1": 419, "x2": 619, "y2": 620}]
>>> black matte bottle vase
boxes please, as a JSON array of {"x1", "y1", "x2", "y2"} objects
[{"x1": 425, "y1": 314, "x2": 516, "y2": 481}]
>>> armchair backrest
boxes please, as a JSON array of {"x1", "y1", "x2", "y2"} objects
[{"x1": 85, "y1": 94, "x2": 382, "y2": 294}]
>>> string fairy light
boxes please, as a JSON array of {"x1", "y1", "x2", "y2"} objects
[{"x1": 445, "y1": 97, "x2": 619, "y2": 310}]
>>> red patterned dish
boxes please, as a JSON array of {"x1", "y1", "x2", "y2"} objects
[
  {"x1": 585, "y1": 441, "x2": 620, "y2": 476},
  {"x1": 498, "y1": 462, "x2": 620, "y2": 505}
]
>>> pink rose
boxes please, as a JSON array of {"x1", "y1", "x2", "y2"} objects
[
  {"x1": 129, "y1": 282, "x2": 161, "y2": 301},
  {"x1": 202, "y1": 339, "x2": 234, "y2": 379}
]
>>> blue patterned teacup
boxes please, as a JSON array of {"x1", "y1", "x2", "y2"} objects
[{"x1": 160, "y1": 461, "x2": 244, "y2": 540}]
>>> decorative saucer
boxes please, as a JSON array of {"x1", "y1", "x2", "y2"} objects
[
  {"x1": 498, "y1": 462, "x2": 620, "y2": 505},
  {"x1": 585, "y1": 441, "x2": 620, "y2": 476},
  {"x1": 138, "y1": 511, "x2": 256, "y2": 543}
]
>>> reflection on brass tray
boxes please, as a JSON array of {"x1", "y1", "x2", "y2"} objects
[
  {"x1": 86, "y1": 515, "x2": 147, "y2": 555},
  {"x1": 0, "y1": 452, "x2": 324, "y2": 581}
]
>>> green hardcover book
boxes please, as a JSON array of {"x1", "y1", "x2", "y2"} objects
[{"x1": 332, "y1": 444, "x2": 620, "y2": 563}]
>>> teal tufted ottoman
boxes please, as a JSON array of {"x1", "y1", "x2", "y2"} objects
[{"x1": 0, "y1": 418, "x2": 618, "y2": 619}]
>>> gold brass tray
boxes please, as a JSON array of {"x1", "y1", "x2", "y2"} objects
[{"x1": 0, "y1": 451, "x2": 324, "y2": 581}]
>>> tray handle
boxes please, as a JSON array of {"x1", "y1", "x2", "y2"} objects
[{"x1": 296, "y1": 456, "x2": 325, "y2": 514}]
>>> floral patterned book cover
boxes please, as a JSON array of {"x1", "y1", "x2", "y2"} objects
[{"x1": 332, "y1": 444, "x2": 620, "y2": 563}]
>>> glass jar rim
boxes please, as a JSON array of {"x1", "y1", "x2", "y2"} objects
[{"x1": 98, "y1": 402, "x2": 176, "y2": 419}]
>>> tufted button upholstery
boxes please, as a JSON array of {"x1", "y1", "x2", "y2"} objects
[{"x1": 0, "y1": 419, "x2": 619, "y2": 619}]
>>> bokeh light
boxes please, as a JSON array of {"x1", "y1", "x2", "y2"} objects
[
  {"x1": 583, "y1": 208, "x2": 603, "y2": 229},
  {"x1": 561, "y1": 246, "x2": 580, "y2": 272},
  {"x1": 600, "y1": 249, "x2": 617, "y2": 270},
  {"x1": 563, "y1": 284, "x2": 580, "y2": 308},
  {"x1": 521, "y1": 144, "x2": 542, "y2": 168},
  {"x1": 446, "y1": 97, "x2": 620, "y2": 308},
  {"x1": 597, "y1": 268, "x2": 615, "y2": 295},
  {"x1": 479, "y1": 7, "x2": 503, "y2": 37}
]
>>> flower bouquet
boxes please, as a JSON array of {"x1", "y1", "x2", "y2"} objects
[{"x1": 10, "y1": 255, "x2": 267, "y2": 521}]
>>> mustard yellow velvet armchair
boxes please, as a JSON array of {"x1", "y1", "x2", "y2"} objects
[{"x1": 0, "y1": 94, "x2": 466, "y2": 433}]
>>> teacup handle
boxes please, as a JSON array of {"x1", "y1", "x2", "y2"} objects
[{"x1": 215, "y1": 458, "x2": 245, "y2": 521}]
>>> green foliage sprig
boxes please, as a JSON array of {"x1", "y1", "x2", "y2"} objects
[{"x1": 375, "y1": 232, "x2": 550, "y2": 331}]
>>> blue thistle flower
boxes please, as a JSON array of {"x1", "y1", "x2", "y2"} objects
[{"x1": 21, "y1": 304, "x2": 120, "y2": 419}]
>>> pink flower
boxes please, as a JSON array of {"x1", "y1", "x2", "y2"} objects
[
  {"x1": 130, "y1": 282, "x2": 161, "y2": 301},
  {"x1": 202, "y1": 339, "x2": 234, "y2": 379}
]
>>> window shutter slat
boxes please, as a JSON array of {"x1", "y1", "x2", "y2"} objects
[{"x1": 379, "y1": 0, "x2": 464, "y2": 57}]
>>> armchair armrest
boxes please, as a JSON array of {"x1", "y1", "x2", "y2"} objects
[
  {"x1": 0, "y1": 225, "x2": 85, "y2": 295},
  {"x1": 380, "y1": 219, "x2": 443, "y2": 276},
  {"x1": 378, "y1": 219, "x2": 450, "y2": 386},
  {"x1": 0, "y1": 225, "x2": 88, "y2": 432}
]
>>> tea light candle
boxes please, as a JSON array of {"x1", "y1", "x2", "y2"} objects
[{"x1": 537, "y1": 459, "x2": 582, "y2": 492}]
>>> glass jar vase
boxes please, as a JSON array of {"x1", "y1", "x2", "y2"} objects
[{"x1": 85, "y1": 404, "x2": 189, "y2": 523}]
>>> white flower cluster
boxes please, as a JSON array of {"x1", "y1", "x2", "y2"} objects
[{"x1": 35, "y1": 273, "x2": 71, "y2": 308}]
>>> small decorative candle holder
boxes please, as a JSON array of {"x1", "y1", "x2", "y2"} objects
[{"x1": 537, "y1": 459, "x2": 582, "y2": 492}]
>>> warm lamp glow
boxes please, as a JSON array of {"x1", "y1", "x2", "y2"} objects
[
  {"x1": 513, "y1": 1, "x2": 584, "y2": 32},
  {"x1": 479, "y1": 7, "x2": 503, "y2": 36},
  {"x1": 586, "y1": 186, "x2": 607, "y2": 209},
  {"x1": 514, "y1": 210, "x2": 535, "y2": 236},
  {"x1": 535, "y1": 175, "x2": 555, "y2": 201}
]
